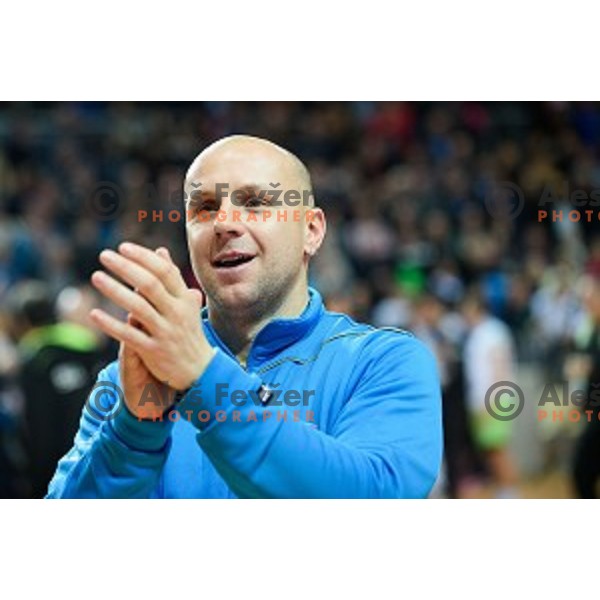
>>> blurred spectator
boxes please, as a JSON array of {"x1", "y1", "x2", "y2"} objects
[
  {"x1": 530, "y1": 261, "x2": 581, "y2": 377},
  {"x1": 4, "y1": 281, "x2": 106, "y2": 497},
  {"x1": 0, "y1": 310, "x2": 26, "y2": 497},
  {"x1": 461, "y1": 287, "x2": 520, "y2": 498},
  {"x1": 568, "y1": 275, "x2": 600, "y2": 498},
  {"x1": 412, "y1": 292, "x2": 480, "y2": 498}
]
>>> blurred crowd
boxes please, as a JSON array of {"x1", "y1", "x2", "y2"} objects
[{"x1": 1, "y1": 101, "x2": 600, "y2": 498}]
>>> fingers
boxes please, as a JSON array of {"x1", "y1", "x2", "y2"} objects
[
  {"x1": 97, "y1": 249, "x2": 176, "y2": 316},
  {"x1": 118, "y1": 242, "x2": 188, "y2": 297},
  {"x1": 90, "y1": 307, "x2": 155, "y2": 352},
  {"x1": 188, "y1": 287, "x2": 204, "y2": 308},
  {"x1": 91, "y1": 270, "x2": 167, "y2": 334},
  {"x1": 90, "y1": 243, "x2": 205, "y2": 376},
  {"x1": 155, "y1": 248, "x2": 205, "y2": 308},
  {"x1": 155, "y1": 246, "x2": 171, "y2": 262},
  {"x1": 127, "y1": 312, "x2": 146, "y2": 332}
]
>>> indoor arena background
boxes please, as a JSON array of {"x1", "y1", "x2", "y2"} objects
[{"x1": 1, "y1": 101, "x2": 599, "y2": 498}]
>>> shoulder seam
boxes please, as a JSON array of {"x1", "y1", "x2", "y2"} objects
[
  {"x1": 255, "y1": 325, "x2": 415, "y2": 375},
  {"x1": 256, "y1": 330, "x2": 370, "y2": 375}
]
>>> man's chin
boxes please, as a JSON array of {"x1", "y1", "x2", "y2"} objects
[{"x1": 207, "y1": 282, "x2": 261, "y2": 312}]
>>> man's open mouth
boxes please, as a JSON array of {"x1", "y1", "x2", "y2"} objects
[{"x1": 212, "y1": 253, "x2": 256, "y2": 269}]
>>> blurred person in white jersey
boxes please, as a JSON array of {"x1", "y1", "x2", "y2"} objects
[{"x1": 462, "y1": 287, "x2": 520, "y2": 498}]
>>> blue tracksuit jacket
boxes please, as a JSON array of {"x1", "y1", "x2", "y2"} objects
[{"x1": 46, "y1": 288, "x2": 442, "y2": 498}]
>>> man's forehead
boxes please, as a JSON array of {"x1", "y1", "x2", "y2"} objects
[{"x1": 186, "y1": 151, "x2": 293, "y2": 189}]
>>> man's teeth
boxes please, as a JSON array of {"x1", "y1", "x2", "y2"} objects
[{"x1": 217, "y1": 255, "x2": 252, "y2": 267}]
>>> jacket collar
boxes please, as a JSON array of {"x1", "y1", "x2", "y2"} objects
[{"x1": 201, "y1": 287, "x2": 324, "y2": 363}]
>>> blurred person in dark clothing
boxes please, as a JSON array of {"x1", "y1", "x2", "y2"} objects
[
  {"x1": 413, "y1": 292, "x2": 481, "y2": 497},
  {"x1": 0, "y1": 311, "x2": 26, "y2": 497},
  {"x1": 5, "y1": 281, "x2": 105, "y2": 497},
  {"x1": 55, "y1": 283, "x2": 115, "y2": 363},
  {"x1": 569, "y1": 275, "x2": 600, "y2": 498}
]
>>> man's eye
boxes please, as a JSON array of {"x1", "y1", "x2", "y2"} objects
[
  {"x1": 245, "y1": 196, "x2": 264, "y2": 208},
  {"x1": 244, "y1": 196, "x2": 262, "y2": 207},
  {"x1": 194, "y1": 202, "x2": 217, "y2": 212}
]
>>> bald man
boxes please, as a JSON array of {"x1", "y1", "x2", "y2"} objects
[{"x1": 47, "y1": 135, "x2": 442, "y2": 498}]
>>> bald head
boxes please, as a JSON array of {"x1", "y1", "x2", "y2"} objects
[
  {"x1": 183, "y1": 134, "x2": 327, "y2": 322},
  {"x1": 186, "y1": 135, "x2": 314, "y2": 207}
]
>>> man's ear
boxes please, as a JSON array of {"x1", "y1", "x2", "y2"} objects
[{"x1": 304, "y1": 207, "x2": 326, "y2": 257}]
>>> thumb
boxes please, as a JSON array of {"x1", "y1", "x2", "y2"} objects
[
  {"x1": 118, "y1": 339, "x2": 142, "y2": 368},
  {"x1": 119, "y1": 315, "x2": 145, "y2": 363}
]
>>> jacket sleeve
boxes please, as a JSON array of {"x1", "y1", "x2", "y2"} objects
[
  {"x1": 46, "y1": 361, "x2": 174, "y2": 499},
  {"x1": 177, "y1": 332, "x2": 443, "y2": 498}
]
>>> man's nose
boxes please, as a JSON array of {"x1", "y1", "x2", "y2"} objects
[{"x1": 213, "y1": 198, "x2": 244, "y2": 237}]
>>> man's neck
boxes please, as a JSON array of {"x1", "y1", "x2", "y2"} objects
[{"x1": 208, "y1": 286, "x2": 310, "y2": 366}]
